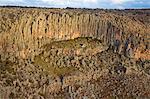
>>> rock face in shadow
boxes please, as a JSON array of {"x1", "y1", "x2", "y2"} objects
[{"x1": 0, "y1": 7, "x2": 149, "y2": 61}]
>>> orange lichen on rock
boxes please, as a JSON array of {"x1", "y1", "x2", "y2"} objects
[{"x1": 134, "y1": 49, "x2": 150, "y2": 60}]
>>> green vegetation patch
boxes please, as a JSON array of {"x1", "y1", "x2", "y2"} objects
[
  {"x1": 34, "y1": 55, "x2": 78, "y2": 77},
  {"x1": 33, "y1": 37, "x2": 108, "y2": 77},
  {"x1": 43, "y1": 37, "x2": 106, "y2": 50}
]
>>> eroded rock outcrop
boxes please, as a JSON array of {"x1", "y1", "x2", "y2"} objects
[
  {"x1": 0, "y1": 7, "x2": 149, "y2": 61},
  {"x1": 0, "y1": 7, "x2": 150, "y2": 98}
]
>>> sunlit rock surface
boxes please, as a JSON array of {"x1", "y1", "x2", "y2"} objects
[{"x1": 0, "y1": 6, "x2": 150, "y2": 98}]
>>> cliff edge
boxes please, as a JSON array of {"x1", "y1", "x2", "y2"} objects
[{"x1": 0, "y1": 7, "x2": 149, "y2": 60}]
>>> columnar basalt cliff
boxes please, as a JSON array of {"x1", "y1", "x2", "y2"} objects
[
  {"x1": 0, "y1": 7, "x2": 149, "y2": 61},
  {"x1": 0, "y1": 7, "x2": 150, "y2": 98}
]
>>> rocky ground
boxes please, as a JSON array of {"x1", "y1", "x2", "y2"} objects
[{"x1": 0, "y1": 37, "x2": 150, "y2": 99}]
